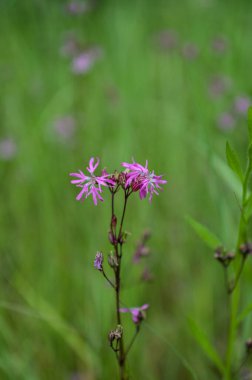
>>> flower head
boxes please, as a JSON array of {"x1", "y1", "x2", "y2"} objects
[
  {"x1": 208, "y1": 75, "x2": 231, "y2": 99},
  {"x1": 54, "y1": 116, "x2": 76, "y2": 140},
  {"x1": 234, "y1": 96, "x2": 251, "y2": 115},
  {"x1": 181, "y1": 43, "x2": 199, "y2": 60},
  {"x1": 217, "y1": 112, "x2": 236, "y2": 131},
  {"x1": 66, "y1": 1, "x2": 89, "y2": 15},
  {"x1": 0, "y1": 138, "x2": 17, "y2": 160},
  {"x1": 70, "y1": 157, "x2": 115, "y2": 205},
  {"x1": 71, "y1": 48, "x2": 103, "y2": 75},
  {"x1": 154, "y1": 29, "x2": 178, "y2": 52},
  {"x1": 94, "y1": 251, "x2": 103, "y2": 270},
  {"x1": 211, "y1": 36, "x2": 228, "y2": 54},
  {"x1": 119, "y1": 304, "x2": 149, "y2": 324},
  {"x1": 122, "y1": 160, "x2": 167, "y2": 201}
]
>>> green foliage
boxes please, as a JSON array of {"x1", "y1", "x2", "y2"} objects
[
  {"x1": 225, "y1": 142, "x2": 244, "y2": 184},
  {"x1": 237, "y1": 302, "x2": 252, "y2": 325},
  {"x1": 211, "y1": 154, "x2": 242, "y2": 199},
  {"x1": 248, "y1": 107, "x2": 252, "y2": 143},
  {"x1": 1, "y1": 1, "x2": 252, "y2": 379},
  {"x1": 187, "y1": 318, "x2": 225, "y2": 375},
  {"x1": 186, "y1": 216, "x2": 222, "y2": 250},
  {"x1": 244, "y1": 193, "x2": 252, "y2": 221}
]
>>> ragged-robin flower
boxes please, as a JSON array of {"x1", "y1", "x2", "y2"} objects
[
  {"x1": 119, "y1": 304, "x2": 149, "y2": 324},
  {"x1": 122, "y1": 160, "x2": 167, "y2": 201},
  {"x1": 70, "y1": 157, "x2": 115, "y2": 205}
]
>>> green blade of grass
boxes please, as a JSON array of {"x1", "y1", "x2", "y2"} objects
[
  {"x1": 186, "y1": 215, "x2": 222, "y2": 249},
  {"x1": 188, "y1": 318, "x2": 225, "y2": 375}
]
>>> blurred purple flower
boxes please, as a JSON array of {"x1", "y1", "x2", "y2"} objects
[
  {"x1": 122, "y1": 160, "x2": 167, "y2": 202},
  {"x1": 70, "y1": 157, "x2": 115, "y2": 204},
  {"x1": 181, "y1": 43, "x2": 199, "y2": 60},
  {"x1": 217, "y1": 112, "x2": 236, "y2": 131},
  {"x1": 119, "y1": 304, "x2": 149, "y2": 324},
  {"x1": 0, "y1": 138, "x2": 17, "y2": 160},
  {"x1": 133, "y1": 230, "x2": 151, "y2": 263},
  {"x1": 234, "y1": 96, "x2": 251, "y2": 115},
  {"x1": 66, "y1": 1, "x2": 89, "y2": 15},
  {"x1": 155, "y1": 29, "x2": 178, "y2": 52},
  {"x1": 212, "y1": 36, "x2": 228, "y2": 54},
  {"x1": 72, "y1": 48, "x2": 103, "y2": 74},
  {"x1": 54, "y1": 116, "x2": 76, "y2": 140},
  {"x1": 141, "y1": 267, "x2": 154, "y2": 282},
  {"x1": 94, "y1": 252, "x2": 103, "y2": 271},
  {"x1": 133, "y1": 245, "x2": 150, "y2": 263},
  {"x1": 208, "y1": 75, "x2": 231, "y2": 98},
  {"x1": 60, "y1": 34, "x2": 79, "y2": 57}
]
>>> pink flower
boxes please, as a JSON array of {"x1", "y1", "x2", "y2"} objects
[
  {"x1": 217, "y1": 112, "x2": 236, "y2": 131},
  {"x1": 181, "y1": 43, "x2": 199, "y2": 60},
  {"x1": 234, "y1": 96, "x2": 251, "y2": 115},
  {"x1": 66, "y1": 1, "x2": 89, "y2": 15},
  {"x1": 122, "y1": 160, "x2": 167, "y2": 201},
  {"x1": 0, "y1": 138, "x2": 17, "y2": 160},
  {"x1": 54, "y1": 116, "x2": 76, "y2": 140},
  {"x1": 211, "y1": 36, "x2": 228, "y2": 54},
  {"x1": 71, "y1": 48, "x2": 103, "y2": 74},
  {"x1": 70, "y1": 157, "x2": 115, "y2": 205},
  {"x1": 119, "y1": 304, "x2": 149, "y2": 324}
]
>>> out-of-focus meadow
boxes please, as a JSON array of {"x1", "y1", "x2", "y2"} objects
[{"x1": 1, "y1": 0, "x2": 252, "y2": 379}]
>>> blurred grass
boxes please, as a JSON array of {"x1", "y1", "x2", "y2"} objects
[{"x1": 0, "y1": 0, "x2": 252, "y2": 379}]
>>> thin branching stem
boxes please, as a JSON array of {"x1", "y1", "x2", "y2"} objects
[{"x1": 125, "y1": 326, "x2": 140, "y2": 358}]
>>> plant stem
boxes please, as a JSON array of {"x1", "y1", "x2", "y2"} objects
[
  {"x1": 228, "y1": 255, "x2": 246, "y2": 294},
  {"x1": 125, "y1": 326, "x2": 140, "y2": 357},
  {"x1": 102, "y1": 270, "x2": 115, "y2": 289},
  {"x1": 111, "y1": 190, "x2": 129, "y2": 380},
  {"x1": 224, "y1": 161, "x2": 251, "y2": 379},
  {"x1": 118, "y1": 191, "x2": 128, "y2": 244}
]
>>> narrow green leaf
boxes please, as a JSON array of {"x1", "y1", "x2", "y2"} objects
[
  {"x1": 188, "y1": 318, "x2": 225, "y2": 374},
  {"x1": 248, "y1": 107, "x2": 252, "y2": 143},
  {"x1": 244, "y1": 193, "x2": 252, "y2": 221},
  {"x1": 226, "y1": 141, "x2": 244, "y2": 184},
  {"x1": 186, "y1": 215, "x2": 222, "y2": 249},
  {"x1": 236, "y1": 303, "x2": 252, "y2": 325},
  {"x1": 211, "y1": 154, "x2": 242, "y2": 199},
  {"x1": 248, "y1": 143, "x2": 252, "y2": 165}
]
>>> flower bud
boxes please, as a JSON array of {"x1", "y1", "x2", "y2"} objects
[
  {"x1": 111, "y1": 214, "x2": 117, "y2": 229},
  {"x1": 214, "y1": 247, "x2": 234, "y2": 267},
  {"x1": 118, "y1": 231, "x2": 130, "y2": 245},
  {"x1": 108, "y1": 231, "x2": 117, "y2": 245},
  {"x1": 108, "y1": 254, "x2": 118, "y2": 268},
  {"x1": 94, "y1": 252, "x2": 103, "y2": 271}
]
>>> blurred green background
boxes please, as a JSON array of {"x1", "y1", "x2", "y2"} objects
[{"x1": 1, "y1": 0, "x2": 252, "y2": 379}]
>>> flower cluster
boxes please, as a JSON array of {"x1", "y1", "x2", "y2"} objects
[{"x1": 70, "y1": 157, "x2": 167, "y2": 205}]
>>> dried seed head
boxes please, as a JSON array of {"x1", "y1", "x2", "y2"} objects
[
  {"x1": 240, "y1": 242, "x2": 252, "y2": 256},
  {"x1": 108, "y1": 325, "x2": 123, "y2": 345},
  {"x1": 214, "y1": 247, "x2": 234, "y2": 267}
]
